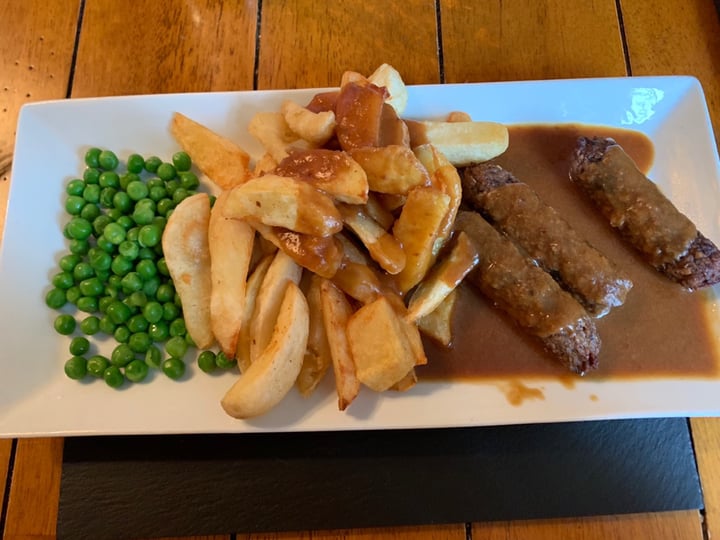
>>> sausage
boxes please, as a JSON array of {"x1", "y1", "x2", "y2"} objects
[
  {"x1": 454, "y1": 211, "x2": 600, "y2": 374},
  {"x1": 462, "y1": 163, "x2": 633, "y2": 317},
  {"x1": 570, "y1": 136, "x2": 720, "y2": 290}
]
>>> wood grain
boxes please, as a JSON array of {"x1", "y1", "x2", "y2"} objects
[
  {"x1": 3, "y1": 438, "x2": 63, "y2": 539},
  {"x1": 0, "y1": 0, "x2": 80, "y2": 235},
  {"x1": 472, "y1": 510, "x2": 703, "y2": 540},
  {"x1": 621, "y1": 0, "x2": 720, "y2": 141},
  {"x1": 0, "y1": 439, "x2": 11, "y2": 520},
  {"x1": 240, "y1": 524, "x2": 466, "y2": 540},
  {"x1": 440, "y1": 0, "x2": 628, "y2": 83},
  {"x1": 690, "y1": 418, "x2": 720, "y2": 538},
  {"x1": 71, "y1": 0, "x2": 258, "y2": 97},
  {"x1": 258, "y1": 0, "x2": 439, "y2": 89}
]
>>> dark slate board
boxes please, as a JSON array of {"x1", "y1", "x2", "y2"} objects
[{"x1": 57, "y1": 418, "x2": 703, "y2": 539}]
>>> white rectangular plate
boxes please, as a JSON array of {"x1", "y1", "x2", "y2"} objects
[{"x1": 2, "y1": 77, "x2": 720, "y2": 437}]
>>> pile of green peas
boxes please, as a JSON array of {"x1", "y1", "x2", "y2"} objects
[{"x1": 46, "y1": 147, "x2": 235, "y2": 388}]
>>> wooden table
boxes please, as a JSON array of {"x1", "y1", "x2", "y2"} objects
[{"x1": 2, "y1": 1, "x2": 720, "y2": 538}]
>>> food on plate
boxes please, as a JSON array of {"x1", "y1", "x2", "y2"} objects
[
  {"x1": 171, "y1": 112, "x2": 251, "y2": 190},
  {"x1": 236, "y1": 255, "x2": 273, "y2": 372},
  {"x1": 570, "y1": 136, "x2": 720, "y2": 290},
  {"x1": 208, "y1": 191, "x2": 254, "y2": 356},
  {"x1": 280, "y1": 99, "x2": 336, "y2": 146},
  {"x1": 248, "y1": 111, "x2": 313, "y2": 163},
  {"x1": 335, "y1": 82, "x2": 388, "y2": 150},
  {"x1": 162, "y1": 193, "x2": 214, "y2": 349},
  {"x1": 454, "y1": 211, "x2": 600, "y2": 374},
  {"x1": 406, "y1": 119, "x2": 509, "y2": 167},
  {"x1": 296, "y1": 275, "x2": 333, "y2": 396},
  {"x1": 416, "y1": 289, "x2": 458, "y2": 346},
  {"x1": 462, "y1": 163, "x2": 633, "y2": 316},
  {"x1": 368, "y1": 63, "x2": 408, "y2": 115},
  {"x1": 349, "y1": 145, "x2": 430, "y2": 194},
  {"x1": 221, "y1": 281, "x2": 309, "y2": 418}
]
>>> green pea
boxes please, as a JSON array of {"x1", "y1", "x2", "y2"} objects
[
  {"x1": 119, "y1": 172, "x2": 139, "y2": 190},
  {"x1": 98, "y1": 315, "x2": 116, "y2": 334},
  {"x1": 155, "y1": 283, "x2": 174, "y2": 303},
  {"x1": 93, "y1": 214, "x2": 112, "y2": 236},
  {"x1": 80, "y1": 202, "x2": 101, "y2": 221},
  {"x1": 45, "y1": 288, "x2": 67, "y2": 309},
  {"x1": 79, "y1": 277, "x2": 104, "y2": 297},
  {"x1": 98, "y1": 149, "x2": 119, "y2": 171},
  {"x1": 84, "y1": 148, "x2": 102, "y2": 168},
  {"x1": 73, "y1": 262, "x2": 94, "y2": 281},
  {"x1": 169, "y1": 318, "x2": 186, "y2": 337},
  {"x1": 157, "y1": 162, "x2": 176, "y2": 181},
  {"x1": 110, "y1": 343, "x2": 135, "y2": 367},
  {"x1": 99, "y1": 171, "x2": 120, "y2": 188},
  {"x1": 162, "y1": 357, "x2": 185, "y2": 380},
  {"x1": 111, "y1": 255, "x2": 133, "y2": 276},
  {"x1": 125, "y1": 359, "x2": 149, "y2": 382},
  {"x1": 145, "y1": 345, "x2": 162, "y2": 369},
  {"x1": 165, "y1": 335, "x2": 188, "y2": 359},
  {"x1": 126, "y1": 227, "x2": 140, "y2": 243},
  {"x1": 184, "y1": 332, "x2": 196, "y2": 347},
  {"x1": 99, "y1": 187, "x2": 118, "y2": 208},
  {"x1": 162, "y1": 302, "x2": 180, "y2": 322},
  {"x1": 156, "y1": 258, "x2": 170, "y2": 277},
  {"x1": 64, "y1": 356, "x2": 87, "y2": 380},
  {"x1": 144, "y1": 155, "x2": 162, "y2": 173},
  {"x1": 83, "y1": 183, "x2": 101, "y2": 203},
  {"x1": 178, "y1": 171, "x2": 199, "y2": 190},
  {"x1": 127, "y1": 153, "x2": 145, "y2": 174},
  {"x1": 152, "y1": 215, "x2": 166, "y2": 230},
  {"x1": 215, "y1": 351, "x2": 236, "y2": 369},
  {"x1": 107, "y1": 300, "x2": 132, "y2": 324},
  {"x1": 121, "y1": 272, "x2": 143, "y2": 293},
  {"x1": 116, "y1": 215, "x2": 135, "y2": 231},
  {"x1": 83, "y1": 167, "x2": 100, "y2": 184},
  {"x1": 127, "y1": 180, "x2": 149, "y2": 201},
  {"x1": 66, "y1": 286, "x2": 81, "y2": 304},
  {"x1": 69, "y1": 238, "x2": 90, "y2": 255},
  {"x1": 172, "y1": 151, "x2": 192, "y2": 172},
  {"x1": 142, "y1": 275, "x2": 161, "y2": 298},
  {"x1": 165, "y1": 179, "x2": 180, "y2": 195},
  {"x1": 143, "y1": 301, "x2": 163, "y2": 324},
  {"x1": 103, "y1": 222, "x2": 126, "y2": 245},
  {"x1": 95, "y1": 269, "x2": 110, "y2": 283},
  {"x1": 132, "y1": 205, "x2": 155, "y2": 225},
  {"x1": 138, "y1": 224, "x2": 161, "y2": 248},
  {"x1": 54, "y1": 314, "x2": 76, "y2": 335},
  {"x1": 67, "y1": 217, "x2": 93, "y2": 240},
  {"x1": 128, "y1": 332, "x2": 151, "y2": 353},
  {"x1": 69, "y1": 336, "x2": 90, "y2": 356},
  {"x1": 114, "y1": 325, "x2": 130, "y2": 343},
  {"x1": 106, "y1": 208, "x2": 122, "y2": 221},
  {"x1": 52, "y1": 271, "x2": 74, "y2": 290},
  {"x1": 172, "y1": 188, "x2": 190, "y2": 205},
  {"x1": 156, "y1": 198, "x2": 174, "y2": 216},
  {"x1": 80, "y1": 316, "x2": 100, "y2": 335},
  {"x1": 138, "y1": 247, "x2": 155, "y2": 260},
  {"x1": 99, "y1": 295, "x2": 114, "y2": 312},
  {"x1": 103, "y1": 365, "x2": 124, "y2": 388},
  {"x1": 135, "y1": 259, "x2": 156, "y2": 281},
  {"x1": 127, "y1": 314, "x2": 148, "y2": 334},
  {"x1": 148, "y1": 321, "x2": 169, "y2": 342},
  {"x1": 197, "y1": 350, "x2": 216, "y2": 373},
  {"x1": 59, "y1": 254, "x2": 81, "y2": 273},
  {"x1": 66, "y1": 178, "x2": 86, "y2": 196},
  {"x1": 88, "y1": 248, "x2": 112, "y2": 272},
  {"x1": 113, "y1": 191, "x2": 132, "y2": 213},
  {"x1": 128, "y1": 291, "x2": 148, "y2": 309},
  {"x1": 148, "y1": 185, "x2": 167, "y2": 202},
  {"x1": 77, "y1": 296, "x2": 99, "y2": 313},
  {"x1": 87, "y1": 355, "x2": 109, "y2": 378},
  {"x1": 65, "y1": 195, "x2": 86, "y2": 215}
]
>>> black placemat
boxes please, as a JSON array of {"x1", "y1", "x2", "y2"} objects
[{"x1": 57, "y1": 418, "x2": 703, "y2": 539}]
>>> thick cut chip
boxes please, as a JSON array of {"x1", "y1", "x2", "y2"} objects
[
  {"x1": 236, "y1": 255, "x2": 273, "y2": 373},
  {"x1": 350, "y1": 145, "x2": 430, "y2": 195},
  {"x1": 274, "y1": 149, "x2": 368, "y2": 205},
  {"x1": 281, "y1": 100, "x2": 336, "y2": 146},
  {"x1": 252, "y1": 222, "x2": 344, "y2": 278},
  {"x1": 338, "y1": 204, "x2": 406, "y2": 274},
  {"x1": 391, "y1": 369, "x2": 417, "y2": 392},
  {"x1": 224, "y1": 174, "x2": 343, "y2": 237},
  {"x1": 432, "y1": 163, "x2": 463, "y2": 256},
  {"x1": 417, "y1": 288, "x2": 458, "y2": 347},
  {"x1": 407, "y1": 232, "x2": 479, "y2": 322},
  {"x1": 406, "y1": 120, "x2": 509, "y2": 166},
  {"x1": 248, "y1": 111, "x2": 313, "y2": 163},
  {"x1": 250, "y1": 250, "x2": 303, "y2": 362},
  {"x1": 319, "y1": 279, "x2": 360, "y2": 410},
  {"x1": 392, "y1": 186, "x2": 451, "y2": 293},
  {"x1": 335, "y1": 82, "x2": 386, "y2": 151},
  {"x1": 221, "y1": 282, "x2": 309, "y2": 419},
  {"x1": 170, "y1": 112, "x2": 250, "y2": 190},
  {"x1": 346, "y1": 296, "x2": 417, "y2": 392},
  {"x1": 368, "y1": 63, "x2": 408, "y2": 116},
  {"x1": 297, "y1": 275, "x2": 333, "y2": 396},
  {"x1": 332, "y1": 260, "x2": 384, "y2": 305},
  {"x1": 209, "y1": 192, "x2": 255, "y2": 357},
  {"x1": 253, "y1": 152, "x2": 278, "y2": 177},
  {"x1": 306, "y1": 91, "x2": 339, "y2": 113},
  {"x1": 446, "y1": 111, "x2": 472, "y2": 123},
  {"x1": 161, "y1": 193, "x2": 214, "y2": 348},
  {"x1": 364, "y1": 193, "x2": 395, "y2": 230}
]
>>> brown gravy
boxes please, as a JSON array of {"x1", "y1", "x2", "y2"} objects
[{"x1": 420, "y1": 124, "x2": 720, "y2": 381}]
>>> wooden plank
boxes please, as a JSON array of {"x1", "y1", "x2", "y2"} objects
[
  {"x1": 0, "y1": 440, "x2": 11, "y2": 521},
  {"x1": 71, "y1": 0, "x2": 258, "y2": 97},
  {"x1": 621, "y1": 0, "x2": 720, "y2": 143},
  {"x1": 4, "y1": 438, "x2": 63, "y2": 539},
  {"x1": 0, "y1": 0, "x2": 80, "y2": 236},
  {"x1": 472, "y1": 510, "x2": 703, "y2": 540},
  {"x1": 440, "y1": 0, "x2": 627, "y2": 83},
  {"x1": 240, "y1": 524, "x2": 466, "y2": 540},
  {"x1": 258, "y1": 0, "x2": 439, "y2": 89},
  {"x1": 690, "y1": 418, "x2": 720, "y2": 538}
]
